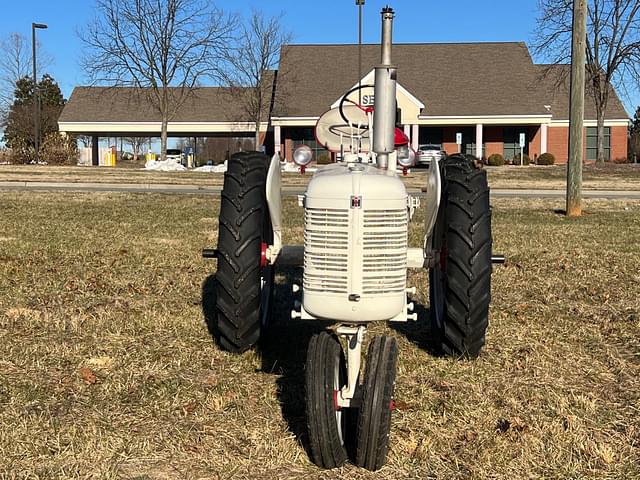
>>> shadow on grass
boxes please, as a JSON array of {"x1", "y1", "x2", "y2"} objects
[
  {"x1": 201, "y1": 268, "x2": 442, "y2": 456},
  {"x1": 388, "y1": 302, "x2": 442, "y2": 356},
  {"x1": 200, "y1": 267, "x2": 326, "y2": 457},
  {"x1": 201, "y1": 273, "x2": 219, "y2": 343},
  {"x1": 257, "y1": 266, "x2": 328, "y2": 457}
]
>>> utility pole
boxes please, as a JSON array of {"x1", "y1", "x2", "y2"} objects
[
  {"x1": 32, "y1": 22, "x2": 48, "y2": 164},
  {"x1": 567, "y1": 0, "x2": 587, "y2": 217}
]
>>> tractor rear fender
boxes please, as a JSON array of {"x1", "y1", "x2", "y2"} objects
[{"x1": 265, "y1": 152, "x2": 283, "y2": 262}]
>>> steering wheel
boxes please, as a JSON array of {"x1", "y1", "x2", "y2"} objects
[{"x1": 339, "y1": 84, "x2": 374, "y2": 129}]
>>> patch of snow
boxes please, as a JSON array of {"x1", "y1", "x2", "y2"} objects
[
  {"x1": 193, "y1": 160, "x2": 227, "y2": 173},
  {"x1": 144, "y1": 159, "x2": 187, "y2": 172}
]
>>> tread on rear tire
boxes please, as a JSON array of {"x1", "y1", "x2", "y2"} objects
[
  {"x1": 213, "y1": 151, "x2": 271, "y2": 353},
  {"x1": 429, "y1": 153, "x2": 492, "y2": 358}
]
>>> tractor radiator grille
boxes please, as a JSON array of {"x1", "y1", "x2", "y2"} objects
[
  {"x1": 303, "y1": 207, "x2": 408, "y2": 296},
  {"x1": 362, "y1": 209, "x2": 408, "y2": 295},
  {"x1": 304, "y1": 208, "x2": 349, "y2": 294}
]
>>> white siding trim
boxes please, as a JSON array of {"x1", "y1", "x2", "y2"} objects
[
  {"x1": 418, "y1": 115, "x2": 553, "y2": 125},
  {"x1": 58, "y1": 121, "x2": 268, "y2": 133},
  {"x1": 549, "y1": 119, "x2": 630, "y2": 127}
]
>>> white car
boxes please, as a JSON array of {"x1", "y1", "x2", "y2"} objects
[{"x1": 417, "y1": 144, "x2": 446, "y2": 168}]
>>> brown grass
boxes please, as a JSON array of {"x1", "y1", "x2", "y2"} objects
[
  {"x1": 0, "y1": 192, "x2": 639, "y2": 478},
  {"x1": 2, "y1": 162, "x2": 640, "y2": 191}
]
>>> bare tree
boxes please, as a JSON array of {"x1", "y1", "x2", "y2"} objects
[
  {"x1": 535, "y1": 0, "x2": 640, "y2": 165},
  {"x1": 223, "y1": 11, "x2": 292, "y2": 149},
  {"x1": 80, "y1": 0, "x2": 236, "y2": 161},
  {"x1": 0, "y1": 32, "x2": 52, "y2": 122},
  {"x1": 124, "y1": 137, "x2": 147, "y2": 161}
]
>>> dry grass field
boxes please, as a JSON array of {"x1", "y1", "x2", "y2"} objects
[
  {"x1": 0, "y1": 192, "x2": 639, "y2": 479},
  {"x1": 1, "y1": 162, "x2": 640, "y2": 191}
]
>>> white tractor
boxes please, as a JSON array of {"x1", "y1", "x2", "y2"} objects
[{"x1": 204, "y1": 6, "x2": 502, "y2": 471}]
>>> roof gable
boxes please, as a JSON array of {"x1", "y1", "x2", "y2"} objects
[{"x1": 329, "y1": 68, "x2": 425, "y2": 111}]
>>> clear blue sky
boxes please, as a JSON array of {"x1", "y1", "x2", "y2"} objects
[{"x1": 2, "y1": 0, "x2": 637, "y2": 114}]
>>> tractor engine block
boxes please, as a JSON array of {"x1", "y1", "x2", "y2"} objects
[{"x1": 302, "y1": 163, "x2": 408, "y2": 322}]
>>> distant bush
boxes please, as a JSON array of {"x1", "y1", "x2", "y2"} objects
[
  {"x1": 512, "y1": 153, "x2": 530, "y2": 165},
  {"x1": 40, "y1": 133, "x2": 78, "y2": 165},
  {"x1": 6, "y1": 138, "x2": 33, "y2": 164},
  {"x1": 487, "y1": 153, "x2": 505, "y2": 166},
  {"x1": 316, "y1": 151, "x2": 332, "y2": 165},
  {"x1": 612, "y1": 157, "x2": 630, "y2": 164},
  {"x1": 0, "y1": 147, "x2": 11, "y2": 164},
  {"x1": 537, "y1": 152, "x2": 556, "y2": 165}
]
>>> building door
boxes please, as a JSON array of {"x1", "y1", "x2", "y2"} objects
[
  {"x1": 462, "y1": 127, "x2": 484, "y2": 158},
  {"x1": 503, "y1": 127, "x2": 529, "y2": 161}
]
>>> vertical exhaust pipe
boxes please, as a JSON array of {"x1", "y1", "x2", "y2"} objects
[{"x1": 373, "y1": 6, "x2": 397, "y2": 170}]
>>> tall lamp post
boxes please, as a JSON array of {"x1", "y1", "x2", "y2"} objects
[
  {"x1": 32, "y1": 22, "x2": 48, "y2": 163},
  {"x1": 356, "y1": 0, "x2": 364, "y2": 105}
]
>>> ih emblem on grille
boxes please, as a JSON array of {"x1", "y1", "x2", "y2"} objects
[{"x1": 350, "y1": 195, "x2": 362, "y2": 209}]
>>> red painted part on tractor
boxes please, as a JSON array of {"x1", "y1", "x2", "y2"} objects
[
  {"x1": 260, "y1": 242, "x2": 268, "y2": 268},
  {"x1": 333, "y1": 390, "x2": 341, "y2": 410},
  {"x1": 402, "y1": 166, "x2": 408, "y2": 176},
  {"x1": 301, "y1": 165, "x2": 306, "y2": 175},
  {"x1": 394, "y1": 128, "x2": 409, "y2": 146},
  {"x1": 389, "y1": 400, "x2": 396, "y2": 411}
]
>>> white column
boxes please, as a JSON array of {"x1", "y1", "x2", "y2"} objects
[
  {"x1": 411, "y1": 124, "x2": 419, "y2": 150},
  {"x1": 403, "y1": 124, "x2": 410, "y2": 138},
  {"x1": 274, "y1": 125, "x2": 281, "y2": 153},
  {"x1": 540, "y1": 123, "x2": 548, "y2": 154},
  {"x1": 475, "y1": 123, "x2": 483, "y2": 159}
]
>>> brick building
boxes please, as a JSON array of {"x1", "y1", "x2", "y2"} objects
[
  {"x1": 59, "y1": 42, "x2": 629, "y2": 164},
  {"x1": 272, "y1": 42, "x2": 629, "y2": 163}
]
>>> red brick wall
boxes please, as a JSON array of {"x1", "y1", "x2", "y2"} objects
[
  {"x1": 442, "y1": 127, "x2": 460, "y2": 155},
  {"x1": 529, "y1": 125, "x2": 541, "y2": 160},
  {"x1": 547, "y1": 125, "x2": 627, "y2": 164},
  {"x1": 284, "y1": 138, "x2": 293, "y2": 162},
  {"x1": 548, "y1": 126, "x2": 569, "y2": 163},
  {"x1": 484, "y1": 126, "x2": 503, "y2": 157},
  {"x1": 611, "y1": 126, "x2": 628, "y2": 161}
]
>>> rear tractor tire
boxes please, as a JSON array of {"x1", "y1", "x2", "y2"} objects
[
  {"x1": 429, "y1": 154, "x2": 492, "y2": 358},
  {"x1": 212, "y1": 151, "x2": 274, "y2": 353}
]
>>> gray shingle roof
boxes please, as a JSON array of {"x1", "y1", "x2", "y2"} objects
[
  {"x1": 275, "y1": 42, "x2": 629, "y2": 119},
  {"x1": 533, "y1": 64, "x2": 629, "y2": 120},
  {"x1": 58, "y1": 43, "x2": 629, "y2": 124},
  {"x1": 58, "y1": 86, "x2": 257, "y2": 123}
]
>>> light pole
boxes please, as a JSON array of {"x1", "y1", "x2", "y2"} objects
[
  {"x1": 32, "y1": 22, "x2": 48, "y2": 163},
  {"x1": 356, "y1": 0, "x2": 364, "y2": 105}
]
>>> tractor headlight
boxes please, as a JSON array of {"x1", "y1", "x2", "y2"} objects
[
  {"x1": 397, "y1": 145, "x2": 416, "y2": 167},
  {"x1": 293, "y1": 145, "x2": 313, "y2": 166}
]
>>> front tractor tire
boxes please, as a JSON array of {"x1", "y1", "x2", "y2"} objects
[
  {"x1": 305, "y1": 332, "x2": 349, "y2": 469},
  {"x1": 356, "y1": 336, "x2": 398, "y2": 471},
  {"x1": 429, "y1": 154, "x2": 492, "y2": 358},
  {"x1": 213, "y1": 152, "x2": 273, "y2": 353}
]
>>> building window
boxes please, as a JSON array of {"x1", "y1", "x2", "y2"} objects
[
  {"x1": 503, "y1": 127, "x2": 529, "y2": 160},
  {"x1": 289, "y1": 127, "x2": 330, "y2": 161},
  {"x1": 586, "y1": 127, "x2": 610, "y2": 161},
  {"x1": 418, "y1": 127, "x2": 443, "y2": 148}
]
